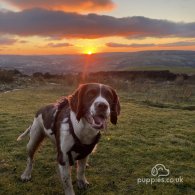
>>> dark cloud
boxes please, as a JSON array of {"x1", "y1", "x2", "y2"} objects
[
  {"x1": 160, "y1": 41, "x2": 195, "y2": 47},
  {"x1": 0, "y1": 9, "x2": 195, "y2": 39},
  {"x1": 19, "y1": 40, "x2": 28, "y2": 43},
  {"x1": 0, "y1": 37, "x2": 17, "y2": 45},
  {"x1": 47, "y1": 42, "x2": 73, "y2": 47},
  {"x1": 46, "y1": 35, "x2": 65, "y2": 41},
  {"x1": 0, "y1": 8, "x2": 11, "y2": 13},
  {"x1": 106, "y1": 42, "x2": 155, "y2": 47},
  {"x1": 4, "y1": 0, "x2": 115, "y2": 12}
]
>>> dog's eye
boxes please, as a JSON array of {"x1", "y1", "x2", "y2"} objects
[
  {"x1": 104, "y1": 91, "x2": 113, "y2": 101},
  {"x1": 87, "y1": 90, "x2": 96, "y2": 99}
]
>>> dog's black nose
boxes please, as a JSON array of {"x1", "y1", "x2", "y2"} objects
[{"x1": 96, "y1": 102, "x2": 108, "y2": 110}]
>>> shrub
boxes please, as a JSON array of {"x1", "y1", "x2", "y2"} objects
[{"x1": 0, "y1": 69, "x2": 14, "y2": 83}]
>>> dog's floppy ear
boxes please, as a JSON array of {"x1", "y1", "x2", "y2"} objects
[
  {"x1": 110, "y1": 88, "x2": 120, "y2": 125},
  {"x1": 69, "y1": 84, "x2": 86, "y2": 121}
]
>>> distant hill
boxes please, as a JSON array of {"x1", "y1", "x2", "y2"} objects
[{"x1": 0, "y1": 50, "x2": 195, "y2": 75}]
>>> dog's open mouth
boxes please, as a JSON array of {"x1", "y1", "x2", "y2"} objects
[{"x1": 85, "y1": 113, "x2": 107, "y2": 130}]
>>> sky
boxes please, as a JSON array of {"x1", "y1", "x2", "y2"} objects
[{"x1": 0, "y1": 0, "x2": 195, "y2": 55}]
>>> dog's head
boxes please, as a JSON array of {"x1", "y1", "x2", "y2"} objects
[{"x1": 69, "y1": 83, "x2": 120, "y2": 130}]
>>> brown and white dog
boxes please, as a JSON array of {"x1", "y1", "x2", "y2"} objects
[{"x1": 17, "y1": 83, "x2": 120, "y2": 195}]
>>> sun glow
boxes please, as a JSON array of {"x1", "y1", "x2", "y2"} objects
[
  {"x1": 87, "y1": 51, "x2": 92, "y2": 55},
  {"x1": 83, "y1": 46, "x2": 97, "y2": 54},
  {"x1": 84, "y1": 48, "x2": 95, "y2": 55}
]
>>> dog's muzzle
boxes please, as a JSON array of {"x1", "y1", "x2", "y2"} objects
[{"x1": 85, "y1": 102, "x2": 109, "y2": 130}]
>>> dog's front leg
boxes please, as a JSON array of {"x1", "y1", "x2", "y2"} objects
[
  {"x1": 77, "y1": 156, "x2": 90, "y2": 189},
  {"x1": 59, "y1": 163, "x2": 75, "y2": 195}
]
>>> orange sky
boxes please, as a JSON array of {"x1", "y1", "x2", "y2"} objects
[{"x1": 0, "y1": 0, "x2": 195, "y2": 54}]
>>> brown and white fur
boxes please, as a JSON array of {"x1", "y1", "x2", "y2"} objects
[{"x1": 17, "y1": 83, "x2": 120, "y2": 195}]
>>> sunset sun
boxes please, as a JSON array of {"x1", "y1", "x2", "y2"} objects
[
  {"x1": 87, "y1": 51, "x2": 92, "y2": 55},
  {"x1": 83, "y1": 48, "x2": 96, "y2": 55}
]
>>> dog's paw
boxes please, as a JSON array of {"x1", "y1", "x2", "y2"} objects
[
  {"x1": 77, "y1": 179, "x2": 90, "y2": 189},
  {"x1": 21, "y1": 173, "x2": 31, "y2": 182}
]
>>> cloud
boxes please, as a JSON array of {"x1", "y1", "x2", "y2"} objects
[
  {"x1": 0, "y1": 37, "x2": 17, "y2": 45},
  {"x1": 4, "y1": 0, "x2": 115, "y2": 12},
  {"x1": 46, "y1": 35, "x2": 66, "y2": 41},
  {"x1": 106, "y1": 42, "x2": 155, "y2": 47},
  {"x1": 160, "y1": 41, "x2": 195, "y2": 47},
  {"x1": 19, "y1": 40, "x2": 28, "y2": 43},
  {"x1": 47, "y1": 42, "x2": 73, "y2": 47},
  {"x1": 106, "y1": 41, "x2": 195, "y2": 48},
  {"x1": 0, "y1": 8, "x2": 11, "y2": 13},
  {"x1": 0, "y1": 9, "x2": 195, "y2": 39}
]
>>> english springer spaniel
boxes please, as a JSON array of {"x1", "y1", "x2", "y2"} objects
[{"x1": 17, "y1": 83, "x2": 120, "y2": 195}]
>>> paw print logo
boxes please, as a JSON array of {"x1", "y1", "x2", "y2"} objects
[{"x1": 151, "y1": 164, "x2": 170, "y2": 177}]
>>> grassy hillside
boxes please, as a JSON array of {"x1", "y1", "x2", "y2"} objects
[{"x1": 0, "y1": 83, "x2": 195, "y2": 195}]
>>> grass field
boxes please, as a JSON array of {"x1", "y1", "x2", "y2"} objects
[{"x1": 0, "y1": 83, "x2": 195, "y2": 195}]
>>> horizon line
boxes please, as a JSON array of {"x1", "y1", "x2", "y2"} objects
[{"x1": 0, "y1": 49, "x2": 195, "y2": 56}]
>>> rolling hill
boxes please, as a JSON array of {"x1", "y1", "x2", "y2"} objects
[{"x1": 0, "y1": 50, "x2": 195, "y2": 75}]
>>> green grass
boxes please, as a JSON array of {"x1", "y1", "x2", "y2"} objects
[{"x1": 0, "y1": 84, "x2": 195, "y2": 195}]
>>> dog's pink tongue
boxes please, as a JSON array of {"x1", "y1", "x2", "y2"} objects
[
  {"x1": 92, "y1": 116, "x2": 106, "y2": 129},
  {"x1": 85, "y1": 113, "x2": 107, "y2": 129}
]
